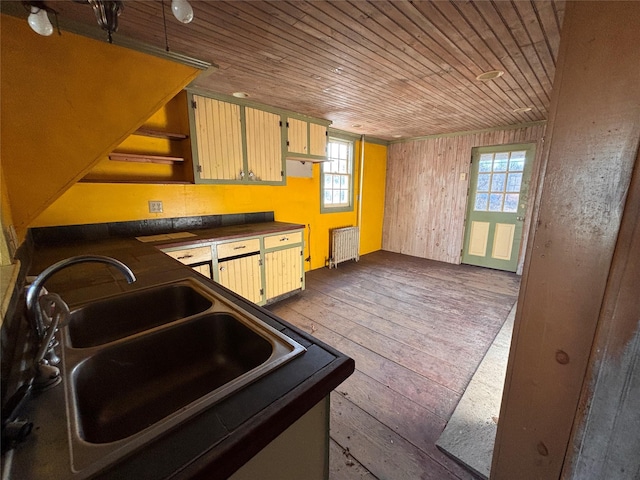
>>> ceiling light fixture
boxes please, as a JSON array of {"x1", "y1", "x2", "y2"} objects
[
  {"x1": 83, "y1": 0, "x2": 123, "y2": 44},
  {"x1": 513, "y1": 107, "x2": 533, "y2": 113},
  {"x1": 171, "y1": 0, "x2": 194, "y2": 24},
  {"x1": 351, "y1": 124, "x2": 362, "y2": 128},
  {"x1": 24, "y1": 2, "x2": 56, "y2": 36},
  {"x1": 476, "y1": 70, "x2": 504, "y2": 81},
  {"x1": 232, "y1": 92, "x2": 249, "y2": 98},
  {"x1": 22, "y1": 0, "x2": 194, "y2": 44},
  {"x1": 392, "y1": 134, "x2": 403, "y2": 138}
]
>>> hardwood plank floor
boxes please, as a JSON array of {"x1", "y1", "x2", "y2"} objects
[{"x1": 267, "y1": 251, "x2": 520, "y2": 479}]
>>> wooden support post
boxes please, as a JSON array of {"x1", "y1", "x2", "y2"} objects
[{"x1": 491, "y1": 2, "x2": 640, "y2": 478}]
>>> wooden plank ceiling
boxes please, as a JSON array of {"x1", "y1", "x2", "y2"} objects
[{"x1": 52, "y1": 0, "x2": 565, "y2": 140}]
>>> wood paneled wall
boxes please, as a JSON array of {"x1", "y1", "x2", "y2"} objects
[{"x1": 383, "y1": 124, "x2": 546, "y2": 266}]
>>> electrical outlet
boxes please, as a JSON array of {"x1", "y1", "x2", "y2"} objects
[{"x1": 148, "y1": 200, "x2": 163, "y2": 213}]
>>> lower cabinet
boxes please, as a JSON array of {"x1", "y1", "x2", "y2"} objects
[
  {"x1": 162, "y1": 244, "x2": 213, "y2": 279},
  {"x1": 218, "y1": 254, "x2": 263, "y2": 304},
  {"x1": 161, "y1": 227, "x2": 304, "y2": 306},
  {"x1": 229, "y1": 397, "x2": 329, "y2": 480},
  {"x1": 265, "y1": 247, "x2": 303, "y2": 301}
]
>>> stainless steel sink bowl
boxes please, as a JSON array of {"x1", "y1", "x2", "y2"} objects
[
  {"x1": 67, "y1": 283, "x2": 213, "y2": 347},
  {"x1": 61, "y1": 278, "x2": 306, "y2": 474},
  {"x1": 72, "y1": 313, "x2": 273, "y2": 444}
]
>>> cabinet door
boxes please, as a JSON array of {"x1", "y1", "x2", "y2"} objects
[
  {"x1": 309, "y1": 123, "x2": 328, "y2": 157},
  {"x1": 265, "y1": 247, "x2": 303, "y2": 301},
  {"x1": 287, "y1": 118, "x2": 308, "y2": 155},
  {"x1": 192, "y1": 95, "x2": 243, "y2": 181},
  {"x1": 218, "y1": 255, "x2": 263, "y2": 304},
  {"x1": 245, "y1": 108, "x2": 283, "y2": 182},
  {"x1": 191, "y1": 263, "x2": 213, "y2": 279}
]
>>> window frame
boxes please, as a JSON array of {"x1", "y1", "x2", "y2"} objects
[{"x1": 320, "y1": 136, "x2": 355, "y2": 214}]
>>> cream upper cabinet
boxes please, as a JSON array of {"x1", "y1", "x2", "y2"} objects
[
  {"x1": 191, "y1": 95, "x2": 243, "y2": 181},
  {"x1": 309, "y1": 123, "x2": 328, "y2": 157},
  {"x1": 287, "y1": 118, "x2": 308, "y2": 155},
  {"x1": 189, "y1": 93, "x2": 285, "y2": 185},
  {"x1": 286, "y1": 117, "x2": 328, "y2": 162},
  {"x1": 245, "y1": 107, "x2": 284, "y2": 182}
]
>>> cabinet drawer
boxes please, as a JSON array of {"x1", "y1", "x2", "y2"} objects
[
  {"x1": 216, "y1": 238, "x2": 260, "y2": 259},
  {"x1": 264, "y1": 231, "x2": 303, "y2": 250},
  {"x1": 164, "y1": 246, "x2": 212, "y2": 264}
]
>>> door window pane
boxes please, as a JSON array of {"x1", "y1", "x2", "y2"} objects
[
  {"x1": 473, "y1": 148, "x2": 528, "y2": 213},
  {"x1": 477, "y1": 174, "x2": 490, "y2": 192},
  {"x1": 324, "y1": 174, "x2": 332, "y2": 188},
  {"x1": 509, "y1": 152, "x2": 526, "y2": 171},
  {"x1": 504, "y1": 194, "x2": 519, "y2": 212},
  {"x1": 491, "y1": 173, "x2": 506, "y2": 192},
  {"x1": 479, "y1": 154, "x2": 493, "y2": 172},
  {"x1": 489, "y1": 193, "x2": 503, "y2": 211},
  {"x1": 506, "y1": 173, "x2": 522, "y2": 192},
  {"x1": 493, "y1": 153, "x2": 509, "y2": 172},
  {"x1": 475, "y1": 193, "x2": 489, "y2": 211}
]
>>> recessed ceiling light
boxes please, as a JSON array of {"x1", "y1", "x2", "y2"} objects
[
  {"x1": 232, "y1": 92, "x2": 249, "y2": 98},
  {"x1": 333, "y1": 67, "x2": 344, "y2": 74},
  {"x1": 351, "y1": 124, "x2": 362, "y2": 128},
  {"x1": 311, "y1": 74, "x2": 323, "y2": 80},
  {"x1": 513, "y1": 107, "x2": 533, "y2": 113},
  {"x1": 476, "y1": 70, "x2": 504, "y2": 81},
  {"x1": 392, "y1": 134, "x2": 402, "y2": 138}
]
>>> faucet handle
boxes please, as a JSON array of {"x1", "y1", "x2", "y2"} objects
[
  {"x1": 36, "y1": 294, "x2": 70, "y2": 367},
  {"x1": 38, "y1": 293, "x2": 70, "y2": 328}
]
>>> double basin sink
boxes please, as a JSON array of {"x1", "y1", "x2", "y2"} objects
[{"x1": 61, "y1": 278, "x2": 306, "y2": 474}]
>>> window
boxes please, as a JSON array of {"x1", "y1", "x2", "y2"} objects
[
  {"x1": 321, "y1": 137, "x2": 354, "y2": 213},
  {"x1": 474, "y1": 150, "x2": 526, "y2": 213}
]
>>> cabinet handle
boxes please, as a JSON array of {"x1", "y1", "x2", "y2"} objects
[
  {"x1": 220, "y1": 266, "x2": 226, "y2": 272},
  {"x1": 280, "y1": 237, "x2": 289, "y2": 242},
  {"x1": 233, "y1": 245, "x2": 247, "y2": 250},
  {"x1": 177, "y1": 254, "x2": 193, "y2": 260}
]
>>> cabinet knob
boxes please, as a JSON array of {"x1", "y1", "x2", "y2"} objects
[{"x1": 220, "y1": 266, "x2": 226, "y2": 272}]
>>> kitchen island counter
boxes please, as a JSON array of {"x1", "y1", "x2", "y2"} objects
[{"x1": 5, "y1": 230, "x2": 353, "y2": 479}]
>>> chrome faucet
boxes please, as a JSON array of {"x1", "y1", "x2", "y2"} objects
[{"x1": 25, "y1": 255, "x2": 136, "y2": 389}]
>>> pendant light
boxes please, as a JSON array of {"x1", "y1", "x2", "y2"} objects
[
  {"x1": 27, "y1": 4, "x2": 53, "y2": 36},
  {"x1": 171, "y1": 0, "x2": 194, "y2": 24}
]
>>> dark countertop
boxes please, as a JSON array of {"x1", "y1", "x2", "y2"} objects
[
  {"x1": 130, "y1": 222, "x2": 305, "y2": 250},
  {"x1": 8, "y1": 223, "x2": 353, "y2": 479}
]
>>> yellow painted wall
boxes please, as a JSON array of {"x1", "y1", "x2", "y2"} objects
[
  {"x1": 0, "y1": 14, "x2": 200, "y2": 239},
  {"x1": 33, "y1": 139, "x2": 387, "y2": 271}
]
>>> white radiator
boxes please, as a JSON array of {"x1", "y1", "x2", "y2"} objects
[{"x1": 329, "y1": 226, "x2": 360, "y2": 268}]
